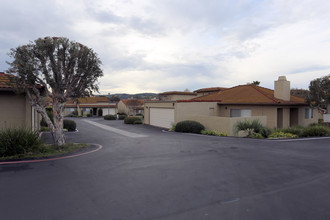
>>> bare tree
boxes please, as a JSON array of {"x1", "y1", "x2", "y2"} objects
[{"x1": 7, "y1": 37, "x2": 103, "y2": 147}]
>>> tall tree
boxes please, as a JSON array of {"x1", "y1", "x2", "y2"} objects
[
  {"x1": 7, "y1": 37, "x2": 103, "y2": 147},
  {"x1": 307, "y1": 74, "x2": 330, "y2": 114}
]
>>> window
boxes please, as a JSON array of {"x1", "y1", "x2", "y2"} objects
[
  {"x1": 230, "y1": 109, "x2": 251, "y2": 117},
  {"x1": 83, "y1": 108, "x2": 90, "y2": 112},
  {"x1": 305, "y1": 108, "x2": 313, "y2": 119}
]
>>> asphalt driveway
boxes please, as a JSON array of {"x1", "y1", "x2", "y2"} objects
[{"x1": 1, "y1": 117, "x2": 330, "y2": 220}]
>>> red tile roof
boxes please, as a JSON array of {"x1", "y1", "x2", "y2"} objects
[
  {"x1": 121, "y1": 99, "x2": 145, "y2": 106},
  {"x1": 185, "y1": 84, "x2": 306, "y2": 105},
  {"x1": 0, "y1": 72, "x2": 14, "y2": 89},
  {"x1": 193, "y1": 87, "x2": 227, "y2": 93},
  {"x1": 160, "y1": 91, "x2": 197, "y2": 96},
  {"x1": 66, "y1": 96, "x2": 110, "y2": 104}
]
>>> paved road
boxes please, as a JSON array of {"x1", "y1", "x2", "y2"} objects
[{"x1": 1, "y1": 117, "x2": 330, "y2": 220}]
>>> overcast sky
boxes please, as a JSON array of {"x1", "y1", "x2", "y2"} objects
[{"x1": 1, "y1": 0, "x2": 330, "y2": 94}]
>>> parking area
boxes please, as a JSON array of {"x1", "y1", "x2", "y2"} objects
[{"x1": 1, "y1": 117, "x2": 330, "y2": 220}]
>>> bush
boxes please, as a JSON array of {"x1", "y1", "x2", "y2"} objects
[
  {"x1": 118, "y1": 115, "x2": 126, "y2": 120},
  {"x1": 86, "y1": 113, "x2": 92, "y2": 117},
  {"x1": 251, "y1": 132, "x2": 264, "y2": 138},
  {"x1": 0, "y1": 127, "x2": 43, "y2": 157},
  {"x1": 279, "y1": 126, "x2": 304, "y2": 137},
  {"x1": 104, "y1": 114, "x2": 116, "y2": 120},
  {"x1": 201, "y1": 130, "x2": 227, "y2": 136},
  {"x1": 133, "y1": 120, "x2": 143, "y2": 124},
  {"x1": 63, "y1": 119, "x2": 76, "y2": 131},
  {"x1": 174, "y1": 120, "x2": 205, "y2": 134},
  {"x1": 301, "y1": 126, "x2": 330, "y2": 137},
  {"x1": 124, "y1": 117, "x2": 142, "y2": 124},
  {"x1": 269, "y1": 131, "x2": 297, "y2": 139},
  {"x1": 234, "y1": 119, "x2": 269, "y2": 137}
]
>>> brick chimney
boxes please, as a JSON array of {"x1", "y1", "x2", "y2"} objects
[{"x1": 274, "y1": 76, "x2": 290, "y2": 101}]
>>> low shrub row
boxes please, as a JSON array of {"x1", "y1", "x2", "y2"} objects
[
  {"x1": 201, "y1": 130, "x2": 227, "y2": 136},
  {"x1": 104, "y1": 114, "x2": 117, "y2": 120},
  {"x1": 124, "y1": 117, "x2": 143, "y2": 124},
  {"x1": 174, "y1": 120, "x2": 205, "y2": 134}
]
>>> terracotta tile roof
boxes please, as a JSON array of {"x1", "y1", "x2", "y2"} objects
[
  {"x1": 0, "y1": 72, "x2": 14, "y2": 89},
  {"x1": 160, "y1": 91, "x2": 197, "y2": 95},
  {"x1": 186, "y1": 84, "x2": 306, "y2": 105},
  {"x1": 193, "y1": 87, "x2": 227, "y2": 93}
]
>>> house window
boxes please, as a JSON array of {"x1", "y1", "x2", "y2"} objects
[
  {"x1": 230, "y1": 109, "x2": 251, "y2": 117},
  {"x1": 83, "y1": 108, "x2": 90, "y2": 112},
  {"x1": 305, "y1": 108, "x2": 313, "y2": 119}
]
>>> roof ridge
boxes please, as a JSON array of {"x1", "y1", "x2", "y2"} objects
[{"x1": 249, "y1": 85, "x2": 280, "y2": 103}]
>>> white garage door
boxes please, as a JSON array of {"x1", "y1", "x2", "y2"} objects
[
  {"x1": 102, "y1": 108, "x2": 116, "y2": 116},
  {"x1": 150, "y1": 108, "x2": 174, "y2": 129}
]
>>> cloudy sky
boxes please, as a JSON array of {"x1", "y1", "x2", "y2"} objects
[{"x1": 1, "y1": 0, "x2": 330, "y2": 94}]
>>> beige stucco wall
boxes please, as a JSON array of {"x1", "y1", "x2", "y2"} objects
[
  {"x1": 182, "y1": 115, "x2": 267, "y2": 136},
  {"x1": 298, "y1": 107, "x2": 319, "y2": 127},
  {"x1": 161, "y1": 94, "x2": 197, "y2": 101},
  {"x1": 0, "y1": 91, "x2": 39, "y2": 130},
  {"x1": 175, "y1": 102, "x2": 219, "y2": 122},
  {"x1": 117, "y1": 101, "x2": 130, "y2": 115}
]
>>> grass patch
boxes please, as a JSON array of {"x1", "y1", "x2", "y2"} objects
[{"x1": 0, "y1": 143, "x2": 89, "y2": 161}]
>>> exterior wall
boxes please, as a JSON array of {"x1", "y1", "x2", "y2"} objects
[
  {"x1": 183, "y1": 115, "x2": 267, "y2": 136},
  {"x1": 160, "y1": 94, "x2": 197, "y2": 101},
  {"x1": 217, "y1": 105, "x2": 278, "y2": 129},
  {"x1": 117, "y1": 101, "x2": 129, "y2": 115},
  {"x1": 0, "y1": 91, "x2": 39, "y2": 130},
  {"x1": 144, "y1": 101, "x2": 175, "y2": 125},
  {"x1": 175, "y1": 102, "x2": 219, "y2": 122},
  {"x1": 102, "y1": 107, "x2": 117, "y2": 116},
  {"x1": 298, "y1": 107, "x2": 319, "y2": 127}
]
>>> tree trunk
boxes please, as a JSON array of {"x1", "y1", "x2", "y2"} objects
[{"x1": 51, "y1": 99, "x2": 65, "y2": 148}]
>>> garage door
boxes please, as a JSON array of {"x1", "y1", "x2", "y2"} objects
[{"x1": 150, "y1": 108, "x2": 174, "y2": 129}]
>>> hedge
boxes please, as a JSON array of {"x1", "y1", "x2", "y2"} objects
[{"x1": 174, "y1": 120, "x2": 205, "y2": 134}]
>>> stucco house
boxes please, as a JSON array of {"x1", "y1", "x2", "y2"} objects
[
  {"x1": 193, "y1": 87, "x2": 227, "y2": 96},
  {"x1": 0, "y1": 72, "x2": 41, "y2": 131},
  {"x1": 63, "y1": 96, "x2": 117, "y2": 116},
  {"x1": 159, "y1": 91, "x2": 197, "y2": 101},
  {"x1": 144, "y1": 76, "x2": 319, "y2": 135},
  {"x1": 117, "y1": 99, "x2": 146, "y2": 116}
]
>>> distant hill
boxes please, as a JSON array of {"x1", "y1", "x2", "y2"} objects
[{"x1": 97, "y1": 93, "x2": 159, "y2": 100}]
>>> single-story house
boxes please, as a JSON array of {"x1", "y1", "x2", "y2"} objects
[
  {"x1": 159, "y1": 91, "x2": 197, "y2": 101},
  {"x1": 0, "y1": 72, "x2": 41, "y2": 131},
  {"x1": 144, "y1": 76, "x2": 319, "y2": 135},
  {"x1": 64, "y1": 97, "x2": 117, "y2": 116},
  {"x1": 117, "y1": 99, "x2": 146, "y2": 116}
]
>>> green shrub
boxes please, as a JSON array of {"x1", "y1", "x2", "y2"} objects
[
  {"x1": 251, "y1": 132, "x2": 264, "y2": 138},
  {"x1": 104, "y1": 114, "x2": 116, "y2": 120},
  {"x1": 118, "y1": 115, "x2": 126, "y2": 120},
  {"x1": 72, "y1": 109, "x2": 79, "y2": 117},
  {"x1": 301, "y1": 126, "x2": 330, "y2": 137},
  {"x1": 175, "y1": 120, "x2": 205, "y2": 134},
  {"x1": 0, "y1": 127, "x2": 43, "y2": 157},
  {"x1": 279, "y1": 126, "x2": 304, "y2": 137},
  {"x1": 201, "y1": 130, "x2": 227, "y2": 136},
  {"x1": 63, "y1": 119, "x2": 76, "y2": 131},
  {"x1": 124, "y1": 117, "x2": 142, "y2": 124},
  {"x1": 133, "y1": 120, "x2": 143, "y2": 124},
  {"x1": 86, "y1": 113, "x2": 92, "y2": 117},
  {"x1": 234, "y1": 119, "x2": 269, "y2": 137},
  {"x1": 269, "y1": 131, "x2": 297, "y2": 139},
  {"x1": 169, "y1": 124, "x2": 176, "y2": 131}
]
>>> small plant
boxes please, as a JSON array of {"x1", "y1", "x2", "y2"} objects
[
  {"x1": 118, "y1": 115, "x2": 126, "y2": 120},
  {"x1": 169, "y1": 124, "x2": 176, "y2": 131},
  {"x1": 0, "y1": 127, "x2": 43, "y2": 157},
  {"x1": 301, "y1": 126, "x2": 330, "y2": 137},
  {"x1": 234, "y1": 119, "x2": 269, "y2": 137},
  {"x1": 279, "y1": 126, "x2": 304, "y2": 137},
  {"x1": 133, "y1": 120, "x2": 143, "y2": 124},
  {"x1": 104, "y1": 114, "x2": 116, "y2": 120},
  {"x1": 251, "y1": 132, "x2": 264, "y2": 138},
  {"x1": 63, "y1": 119, "x2": 76, "y2": 131},
  {"x1": 86, "y1": 113, "x2": 92, "y2": 117},
  {"x1": 124, "y1": 117, "x2": 142, "y2": 124},
  {"x1": 201, "y1": 130, "x2": 227, "y2": 136},
  {"x1": 174, "y1": 120, "x2": 205, "y2": 134},
  {"x1": 269, "y1": 131, "x2": 297, "y2": 139}
]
